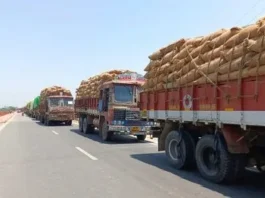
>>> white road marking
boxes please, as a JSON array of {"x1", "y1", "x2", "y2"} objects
[
  {"x1": 52, "y1": 130, "x2": 59, "y2": 135},
  {"x1": 0, "y1": 114, "x2": 15, "y2": 133},
  {"x1": 75, "y1": 146, "x2": 98, "y2": 160}
]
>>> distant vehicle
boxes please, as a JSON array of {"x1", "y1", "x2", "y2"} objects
[
  {"x1": 39, "y1": 87, "x2": 75, "y2": 126},
  {"x1": 32, "y1": 96, "x2": 40, "y2": 119}
]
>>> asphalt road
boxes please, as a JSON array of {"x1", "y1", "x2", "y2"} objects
[{"x1": 0, "y1": 114, "x2": 264, "y2": 198}]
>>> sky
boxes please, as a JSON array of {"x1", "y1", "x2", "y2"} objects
[{"x1": 1, "y1": 0, "x2": 265, "y2": 107}]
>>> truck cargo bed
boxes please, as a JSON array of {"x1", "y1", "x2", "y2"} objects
[
  {"x1": 75, "y1": 97, "x2": 99, "y2": 114},
  {"x1": 140, "y1": 76, "x2": 265, "y2": 127}
]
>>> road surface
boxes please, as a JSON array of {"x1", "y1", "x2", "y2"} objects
[{"x1": 0, "y1": 114, "x2": 264, "y2": 198}]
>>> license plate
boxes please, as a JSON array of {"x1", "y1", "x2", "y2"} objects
[{"x1": 131, "y1": 126, "x2": 140, "y2": 132}]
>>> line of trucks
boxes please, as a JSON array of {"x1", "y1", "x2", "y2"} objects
[
  {"x1": 23, "y1": 18, "x2": 265, "y2": 185},
  {"x1": 25, "y1": 87, "x2": 75, "y2": 125}
]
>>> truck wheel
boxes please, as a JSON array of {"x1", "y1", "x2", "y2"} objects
[
  {"x1": 66, "y1": 121, "x2": 72, "y2": 126},
  {"x1": 45, "y1": 118, "x2": 50, "y2": 126},
  {"x1": 101, "y1": 122, "x2": 112, "y2": 141},
  {"x1": 232, "y1": 154, "x2": 247, "y2": 180},
  {"x1": 165, "y1": 130, "x2": 196, "y2": 170},
  {"x1": 195, "y1": 135, "x2": 242, "y2": 183},
  {"x1": 41, "y1": 117, "x2": 44, "y2": 124},
  {"x1": 137, "y1": 135, "x2": 146, "y2": 141},
  {"x1": 87, "y1": 125, "x2": 95, "y2": 134},
  {"x1": 79, "y1": 117, "x2": 83, "y2": 132},
  {"x1": 83, "y1": 117, "x2": 88, "y2": 134}
]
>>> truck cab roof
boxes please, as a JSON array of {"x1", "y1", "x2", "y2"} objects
[{"x1": 102, "y1": 72, "x2": 145, "y2": 88}]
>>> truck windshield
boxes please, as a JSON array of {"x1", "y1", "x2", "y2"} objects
[
  {"x1": 114, "y1": 85, "x2": 133, "y2": 103},
  {"x1": 49, "y1": 97, "x2": 74, "y2": 107}
]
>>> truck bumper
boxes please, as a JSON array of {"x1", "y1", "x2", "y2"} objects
[
  {"x1": 48, "y1": 116, "x2": 74, "y2": 121},
  {"x1": 108, "y1": 125, "x2": 150, "y2": 135}
]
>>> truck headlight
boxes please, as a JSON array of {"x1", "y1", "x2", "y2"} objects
[
  {"x1": 154, "y1": 122, "x2": 160, "y2": 126},
  {"x1": 149, "y1": 122, "x2": 154, "y2": 126}
]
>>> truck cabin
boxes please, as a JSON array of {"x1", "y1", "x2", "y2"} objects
[
  {"x1": 47, "y1": 96, "x2": 74, "y2": 109},
  {"x1": 99, "y1": 81, "x2": 143, "y2": 111}
]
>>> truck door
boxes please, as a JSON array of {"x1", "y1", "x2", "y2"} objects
[
  {"x1": 98, "y1": 90, "x2": 103, "y2": 112},
  {"x1": 103, "y1": 88, "x2": 110, "y2": 111}
]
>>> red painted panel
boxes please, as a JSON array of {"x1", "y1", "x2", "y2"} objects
[
  {"x1": 140, "y1": 92, "x2": 148, "y2": 110},
  {"x1": 149, "y1": 92, "x2": 155, "y2": 110},
  {"x1": 218, "y1": 81, "x2": 241, "y2": 111},
  {"x1": 243, "y1": 78, "x2": 265, "y2": 111},
  {"x1": 196, "y1": 85, "x2": 217, "y2": 111},
  {"x1": 140, "y1": 76, "x2": 265, "y2": 112},
  {"x1": 157, "y1": 91, "x2": 166, "y2": 110},
  {"x1": 168, "y1": 90, "x2": 180, "y2": 110}
]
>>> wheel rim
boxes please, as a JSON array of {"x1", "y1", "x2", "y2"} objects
[
  {"x1": 83, "y1": 118, "x2": 87, "y2": 132},
  {"x1": 168, "y1": 138, "x2": 185, "y2": 163},
  {"x1": 202, "y1": 147, "x2": 220, "y2": 176}
]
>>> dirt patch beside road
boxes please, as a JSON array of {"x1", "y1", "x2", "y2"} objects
[{"x1": 0, "y1": 113, "x2": 14, "y2": 123}]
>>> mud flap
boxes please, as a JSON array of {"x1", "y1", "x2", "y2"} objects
[{"x1": 150, "y1": 127, "x2": 161, "y2": 138}]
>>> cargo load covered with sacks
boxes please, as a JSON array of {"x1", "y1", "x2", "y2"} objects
[
  {"x1": 39, "y1": 86, "x2": 74, "y2": 126},
  {"x1": 75, "y1": 70, "x2": 151, "y2": 141},
  {"x1": 140, "y1": 17, "x2": 265, "y2": 184}
]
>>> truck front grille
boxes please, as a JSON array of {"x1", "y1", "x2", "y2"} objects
[
  {"x1": 125, "y1": 110, "x2": 140, "y2": 120},
  {"x1": 113, "y1": 109, "x2": 140, "y2": 121},
  {"x1": 113, "y1": 109, "x2": 126, "y2": 120}
]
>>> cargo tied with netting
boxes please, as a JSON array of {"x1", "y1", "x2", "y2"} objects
[
  {"x1": 143, "y1": 17, "x2": 265, "y2": 91},
  {"x1": 76, "y1": 70, "x2": 133, "y2": 99}
]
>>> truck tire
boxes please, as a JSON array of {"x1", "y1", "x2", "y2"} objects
[
  {"x1": 45, "y1": 118, "x2": 50, "y2": 126},
  {"x1": 137, "y1": 135, "x2": 146, "y2": 141},
  {"x1": 66, "y1": 121, "x2": 72, "y2": 126},
  {"x1": 79, "y1": 117, "x2": 83, "y2": 132},
  {"x1": 232, "y1": 154, "x2": 247, "y2": 180},
  {"x1": 101, "y1": 122, "x2": 113, "y2": 141},
  {"x1": 83, "y1": 117, "x2": 88, "y2": 134},
  {"x1": 41, "y1": 117, "x2": 44, "y2": 124},
  {"x1": 195, "y1": 135, "x2": 245, "y2": 183},
  {"x1": 87, "y1": 125, "x2": 95, "y2": 134},
  {"x1": 165, "y1": 130, "x2": 196, "y2": 170}
]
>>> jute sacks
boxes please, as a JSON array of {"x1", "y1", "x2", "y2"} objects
[
  {"x1": 143, "y1": 15, "x2": 265, "y2": 91},
  {"x1": 224, "y1": 24, "x2": 260, "y2": 48},
  {"x1": 76, "y1": 70, "x2": 134, "y2": 98}
]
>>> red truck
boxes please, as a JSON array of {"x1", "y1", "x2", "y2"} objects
[
  {"x1": 140, "y1": 76, "x2": 265, "y2": 183},
  {"x1": 75, "y1": 72, "x2": 151, "y2": 141}
]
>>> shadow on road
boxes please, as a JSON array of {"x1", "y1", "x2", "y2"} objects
[
  {"x1": 70, "y1": 128, "x2": 154, "y2": 145},
  {"x1": 131, "y1": 152, "x2": 265, "y2": 198},
  {"x1": 35, "y1": 121, "x2": 69, "y2": 127}
]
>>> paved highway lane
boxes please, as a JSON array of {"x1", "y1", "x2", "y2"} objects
[{"x1": 0, "y1": 114, "x2": 264, "y2": 198}]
